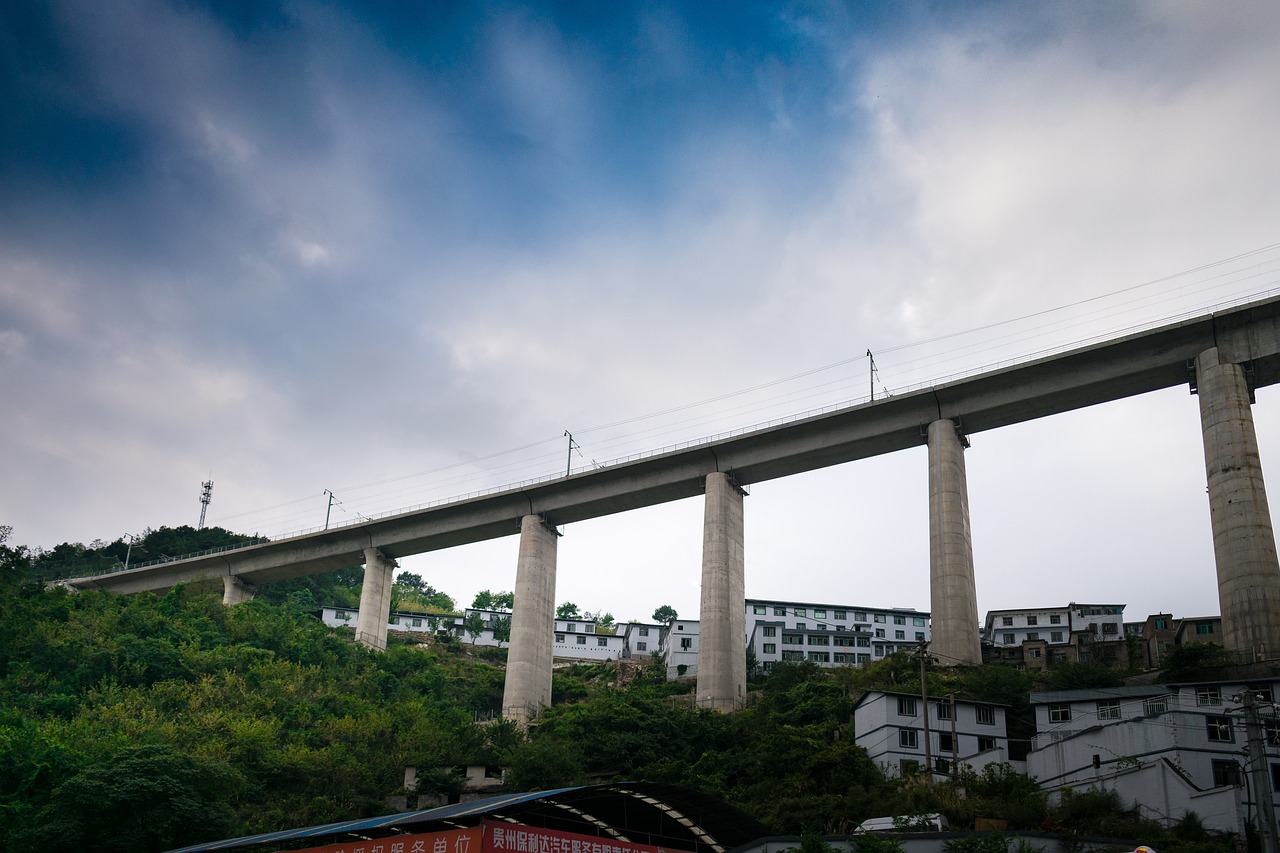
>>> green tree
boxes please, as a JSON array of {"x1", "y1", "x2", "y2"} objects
[
  {"x1": 652, "y1": 605, "x2": 678, "y2": 625},
  {"x1": 473, "y1": 590, "x2": 514, "y2": 611},
  {"x1": 556, "y1": 602, "x2": 581, "y2": 620},
  {"x1": 464, "y1": 612, "x2": 486, "y2": 644},
  {"x1": 492, "y1": 616, "x2": 512, "y2": 647}
]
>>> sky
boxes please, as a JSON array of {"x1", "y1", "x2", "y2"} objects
[{"x1": 3, "y1": 0, "x2": 1280, "y2": 627}]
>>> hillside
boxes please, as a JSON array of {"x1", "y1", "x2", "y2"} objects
[{"x1": 0, "y1": 528, "x2": 1236, "y2": 853}]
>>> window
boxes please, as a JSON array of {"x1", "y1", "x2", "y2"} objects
[
  {"x1": 577, "y1": 636, "x2": 587, "y2": 645},
  {"x1": 1002, "y1": 616, "x2": 1013, "y2": 626},
  {"x1": 1097, "y1": 700, "x2": 1121, "y2": 720},
  {"x1": 875, "y1": 629, "x2": 885, "y2": 638},
  {"x1": 936, "y1": 701, "x2": 953, "y2": 720},
  {"x1": 782, "y1": 650, "x2": 804, "y2": 660},
  {"x1": 1196, "y1": 687, "x2": 1222, "y2": 706},
  {"x1": 898, "y1": 697, "x2": 918, "y2": 716},
  {"x1": 1048, "y1": 704, "x2": 1072, "y2": 723},
  {"x1": 937, "y1": 732, "x2": 953, "y2": 752},
  {"x1": 338, "y1": 611, "x2": 351, "y2": 621},
  {"x1": 976, "y1": 705, "x2": 995, "y2": 725},
  {"x1": 676, "y1": 624, "x2": 684, "y2": 631},
  {"x1": 795, "y1": 622, "x2": 806, "y2": 630},
  {"x1": 763, "y1": 626, "x2": 777, "y2": 637},
  {"x1": 752, "y1": 605, "x2": 766, "y2": 614},
  {"x1": 915, "y1": 632, "x2": 925, "y2": 641},
  {"x1": 816, "y1": 623, "x2": 828, "y2": 631},
  {"x1": 412, "y1": 618, "x2": 422, "y2": 627},
  {"x1": 808, "y1": 635, "x2": 829, "y2": 646},
  {"x1": 1027, "y1": 615, "x2": 1038, "y2": 626},
  {"x1": 857, "y1": 654, "x2": 870, "y2": 663},
  {"x1": 636, "y1": 641, "x2": 647, "y2": 651},
  {"x1": 834, "y1": 653, "x2": 852, "y2": 664},
  {"x1": 874, "y1": 645, "x2": 885, "y2": 656},
  {"x1": 1252, "y1": 685, "x2": 1276, "y2": 703},
  {"x1": 680, "y1": 637, "x2": 692, "y2": 650},
  {"x1": 900, "y1": 759, "x2": 920, "y2": 776},
  {"x1": 809, "y1": 652, "x2": 829, "y2": 662},
  {"x1": 762, "y1": 643, "x2": 776, "y2": 654},
  {"x1": 1206, "y1": 716, "x2": 1234, "y2": 742},
  {"x1": 874, "y1": 614, "x2": 886, "y2": 623},
  {"x1": 895, "y1": 631, "x2": 905, "y2": 640},
  {"x1": 1003, "y1": 633, "x2": 1015, "y2": 644},
  {"x1": 1102, "y1": 623, "x2": 1118, "y2": 635},
  {"x1": 834, "y1": 636, "x2": 854, "y2": 646},
  {"x1": 1267, "y1": 721, "x2": 1280, "y2": 746},
  {"x1": 1143, "y1": 696, "x2": 1169, "y2": 715},
  {"x1": 1050, "y1": 614, "x2": 1062, "y2": 624},
  {"x1": 854, "y1": 611, "x2": 867, "y2": 621},
  {"x1": 914, "y1": 617, "x2": 926, "y2": 627},
  {"x1": 556, "y1": 633, "x2": 566, "y2": 642},
  {"x1": 1196, "y1": 622, "x2": 1215, "y2": 635},
  {"x1": 1213, "y1": 760, "x2": 1242, "y2": 787},
  {"x1": 1272, "y1": 764, "x2": 1280, "y2": 791},
  {"x1": 774, "y1": 607, "x2": 786, "y2": 616},
  {"x1": 834, "y1": 610, "x2": 847, "y2": 620},
  {"x1": 597, "y1": 637, "x2": 607, "y2": 647},
  {"x1": 1026, "y1": 632, "x2": 1039, "y2": 641},
  {"x1": 856, "y1": 637, "x2": 870, "y2": 647},
  {"x1": 814, "y1": 609, "x2": 827, "y2": 619},
  {"x1": 1051, "y1": 632, "x2": 1063, "y2": 643},
  {"x1": 1154, "y1": 618, "x2": 1167, "y2": 630},
  {"x1": 894, "y1": 615, "x2": 906, "y2": 625},
  {"x1": 899, "y1": 729, "x2": 918, "y2": 749},
  {"x1": 977, "y1": 736, "x2": 997, "y2": 752},
  {"x1": 1028, "y1": 648, "x2": 1042, "y2": 658},
  {"x1": 795, "y1": 608, "x2": 807, "y2": 617},
  {"x1": 783, "y1": 633, "x2": 803, "y2": 645},
  {"x1": 566, "y1": 623, "x2": 576, "y2": 632}
]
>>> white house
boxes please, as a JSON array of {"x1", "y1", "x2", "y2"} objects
[
  {"x1": 665, "y1": 619, "x2": 699, "y2": 678},
  {"x1": 1027, "y1": 679, "x2": 1280, "y2": 834},
  {"x1": 853, "y1": 690, "x2": 1013, "y2": 779},
  {"x1": 746, "y1": 598, "x2": 929, "y2": 671}
]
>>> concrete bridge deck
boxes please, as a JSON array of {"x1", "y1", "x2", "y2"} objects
[{"x1": 66, "y1": 295, "x2": 1280, "y2": 596}]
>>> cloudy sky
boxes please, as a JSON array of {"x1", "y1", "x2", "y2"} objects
[{"x1": 4, "y1": 0, "x2": 1280, "y2": 627}]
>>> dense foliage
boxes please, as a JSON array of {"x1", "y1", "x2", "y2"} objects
[{"x1": 0, "y1": 528, "x2": 1242, "y2": 853}]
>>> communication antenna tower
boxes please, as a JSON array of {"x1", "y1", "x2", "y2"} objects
[{"x1": 198, "y1": 480, "x2": 214, "y2": 529}]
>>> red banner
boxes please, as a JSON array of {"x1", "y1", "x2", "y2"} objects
[{"x1": 280, "y1": 825, "x2": 483, "y2": 853}]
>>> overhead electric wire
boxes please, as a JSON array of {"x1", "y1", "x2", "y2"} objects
[{"x1": 212, "y1": 242, "x2": 1280, "y2": 540}]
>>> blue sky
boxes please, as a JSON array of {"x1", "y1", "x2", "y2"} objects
[{"x1": 3, "y1": 0, "x2": 1280, "y2": 626}]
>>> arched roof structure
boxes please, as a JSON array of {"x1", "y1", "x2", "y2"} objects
[{"x1": 167, "y1": 782, "x2": 769, "y2": 853}]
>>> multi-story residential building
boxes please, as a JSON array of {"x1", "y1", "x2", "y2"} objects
[
  {"x1": 853, "y1": 690, "x2": 1013, "y2": 779},
  {"x1": 1137, "y1": 613, "x2": 1178, "y2": 669},
  {"x1": 982, "y1": 603, "x2": 1131, "y2": 671},
  {"x1": 1175, "y1": 616, "x2": 1224, "y2": 646},
  {"x1": 745, "y1": 599, "x2": 929, "y2": 671},
  {"x1": 665, "y1": 619, "x2": 699, "y2": 677},
  {"x1": 1027, "y1": 679, "x2": 1280, "y2": 834}
]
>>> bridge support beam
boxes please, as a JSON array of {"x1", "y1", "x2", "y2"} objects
[
  {"x1": 221, "y1": 575, "x2": 256, "y2": 606},
  {"x1": 355, "y1": 548, "x2": 395, "y2": 651},
  {"x1": 927, "y1": 418, "x2": 982, "y2": 665},
  {"x1": 503, "y1": 515, "x2": 558, "y2": 724},
  {"x1": 696, "y1": 471, "x2": 746, "y2": 712},
  {"x1": 1195, "y1": 347, "x2": 1280, "y2": 660}
]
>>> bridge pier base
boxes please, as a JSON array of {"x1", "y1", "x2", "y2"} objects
[
  {"x1": 502, "y1": 515, "x2": 558, "y2": 724},
  {"x1": 221, "y1": 575, "x2": 256, "y2": 606},
  {"x1": 355, "y1": 548, "x2": 395, "y2": 651},
  {"x1": 696, "y1": 471, "x2": 746, "y2": 712},
  {"x1": 1196, "y1": 347, "x2": 1280, "y2": 660},
  {"x1": 927, "y1": 418, "x2": 982, "y2": 665}
]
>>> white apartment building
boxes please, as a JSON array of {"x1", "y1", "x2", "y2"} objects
[
  {"x1": 321, "y1": 605, "x2": 665, "y2": 664},
  {"x1": 853, "y1": 690, "x2": 1013, "y2": 779},
  {"x1": 985, "y1": 603, "x2": 1126, "y2": 647},
  {"x1": 745, "y1": 598, "x2": 929, "y2": 670},
  {"x1": 665, "y1": 619, "x2": 699, "y2": 678},
  {"x1": 1027, "y1": 679, "x2": 1280, "y2": 834}
]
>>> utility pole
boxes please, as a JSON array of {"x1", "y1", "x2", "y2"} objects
[
  {"x1": 917, "y1": 639, "x2": 934, "y2": 780},
  {"x1": 198, "y1": 480, "x2": 213, "y2": 529},
  {"x1": 564, "y1": 431, "x2": 581, "y2": 477},
  {"x1": 323, "y1": 489, "x2": 340, "y2": 530},
  {"x1": 867, "y1": 350, "x2": 876, "y2": 401},
  {"x1": 1241, "y1": 690, "x2": 1279, "y2": 853},
  {"x1": 949, "y1": 692, "x2": 959, "y2": 778}
]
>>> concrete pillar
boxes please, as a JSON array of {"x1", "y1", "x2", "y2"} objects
[
  {"x1": 927, "y1": 418, "x2": 982, "y2": 665},
  {"x1": 355, "y1": 547, "x2": 395, "y2": 651},
  {"x1": 221, "y1": 575, "x2": 256, "y2": 605},
  {"x1": 1196, "y1": 347, "x2": 1280, "y2": 659},
  {"x1": 502, "y1": 515, "x2": 558, "y2": 724},
  {"x1": 696, "y1": 471, "x2": 746, "y2": 712}
]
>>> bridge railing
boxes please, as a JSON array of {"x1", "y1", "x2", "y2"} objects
[{"x1": 66, "y1": 290, "x2": 1280, "y2": 582}]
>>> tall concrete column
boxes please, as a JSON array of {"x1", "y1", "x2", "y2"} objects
[
  {"x1": 1195, "y1": 347, "x2": 1280, "y2": 659},
  {"x1": 221, "y1": 575, "x2": 256, "y2": 605},
  {"x1": 927, "y1": 418, "x2": 982, "y2": 665},
  {"x1": 502, "y1": 515, "x2": 558, "y2": 724},
  {"x1": 355, "y1": 547, "x2": 395, "y2": 651},
  {"x1": 697, "y1": 471, "x2": 746, "y2": 712}
]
